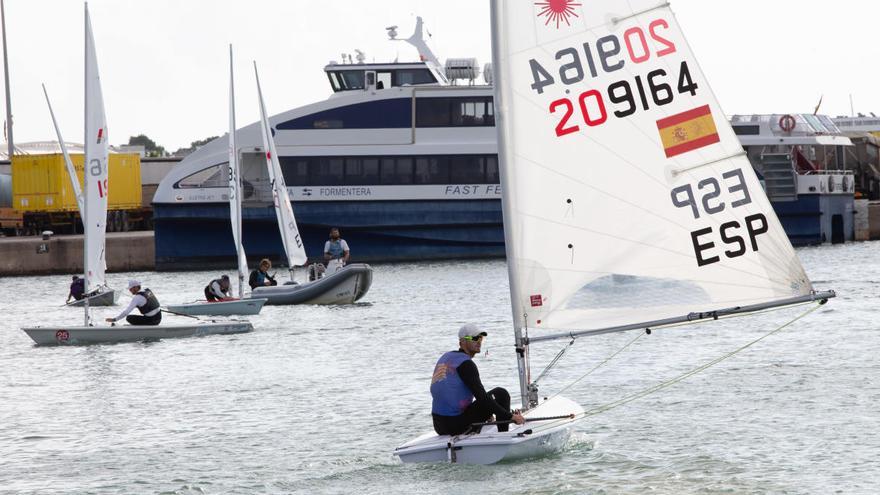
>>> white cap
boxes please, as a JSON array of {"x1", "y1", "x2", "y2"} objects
[
  {"x1": 458, "y1": 323, "x2": 487, "y2": 339},
  {"x1": 127, "y1": 280, "x2": 141, "y2": 290}
]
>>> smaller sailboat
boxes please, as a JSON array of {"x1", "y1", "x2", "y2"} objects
[
  {"x1": 22, "y1": 3, "x2": 252, "y2": 345},
  {"x1": 42, "y1": 84, "x2": 117, "y2": 308},
  {"x1": 247, "y1": 63, "x2": 372, "y2": 306},
  {"x1": 164, "y1": 46, "x2": 266, "y2": 317}
]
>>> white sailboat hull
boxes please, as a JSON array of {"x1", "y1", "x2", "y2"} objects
[
  {"x1": 21, "y1": 322, "x2": 253, "y2": 346},
  {"x1": 66, "y1": 287, "x2": 119, "y2": 307},
  {"x1": 394, "y1": 396, "x2": 583, "y2": 465},
  {"x1": 165, "y1": 298, "x2": 267, "y2": 316},
  {"x1": 250, "y1": 263, "x2": 372, "y2": 305}
]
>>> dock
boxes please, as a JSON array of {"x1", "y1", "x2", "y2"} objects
[{"x1": 0, "y1": 231, "x2": 154, "y2": 276}]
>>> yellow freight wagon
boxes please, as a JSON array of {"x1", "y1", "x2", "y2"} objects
[{"x1": 12, "y1": 153, "x2": 142, "y2": 212}]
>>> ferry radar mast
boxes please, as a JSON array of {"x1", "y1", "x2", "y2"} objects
[{"x1": 389, "y1": 16, "x2": 448, "y2": 84}]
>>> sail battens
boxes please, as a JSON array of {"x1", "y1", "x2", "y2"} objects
[{"x1": 527, "y1": 291, "x2": 835, "y2": 344}]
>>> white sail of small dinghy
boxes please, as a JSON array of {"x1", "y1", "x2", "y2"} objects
[
  {"x1": 79, "y1": 2, "x2": 116, "y2": 309},
  {"x1": 21, "y1": 4, "x2": 253, "y2": 345},
  {"x1": 229, "y1": 46, "x2": 249, "y2": 299},
  {"x1": 42, "y1": 84, "x2": 83, "y2": 215},
  {"x1": 254, "y1": 62, "x2": 307, "y2": 281},
  {"x1": 395, "y1": 0, "x2": 833, "y2": 465}
]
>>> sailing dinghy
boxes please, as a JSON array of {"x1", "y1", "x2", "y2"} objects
[
  {"x1": 247, "y1": 63, "x2": 373, "y2": 306},
  {"x1": 22, "y1": 4, "x2": 253, "y2": 346},
  {"x1": 22, "y1": 322, "x2": 253, "y2": 346},
  {"x1": 394, "y1": 0, "x2": 834, "y2": 464},
  {"x1": 164, "y1": 47, "x2": 267, "y2": 317}
]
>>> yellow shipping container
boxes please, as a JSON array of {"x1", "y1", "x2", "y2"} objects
[{"x1": 12, "y1": 153, "x2": 142, "y2": 212}]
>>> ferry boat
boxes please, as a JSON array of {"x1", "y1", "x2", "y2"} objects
[
  {"x1": 152, "y1": 19, "x2": 501, "y2": 269},
  {"x1": 731, "y1": 114, "x2": 854, "y2": 245},
  {"x1": 153, "y1": 21, "x2": 855, "y2": 269}
]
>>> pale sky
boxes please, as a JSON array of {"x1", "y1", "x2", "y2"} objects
[{"x1": 2, "y1": 0, "x2": 878, "y2": 151}]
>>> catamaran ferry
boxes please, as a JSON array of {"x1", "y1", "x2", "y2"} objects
[
  {"x1": 152, "y1": 19, "x2": 502, "y2": 269},
  {"x1": 153, "y1": 19, "x2": 855, "y2": 270}
]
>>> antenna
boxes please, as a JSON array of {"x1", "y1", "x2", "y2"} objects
[
  {"x1": 354, "y1": 49, "x2": 365, "y2": 64},
  {"x1": 850, "y1": 94, "x2": 855, "y2": 117},
  {"x1": 386, "y1": 25, "x2": 398, "y2": 40}
]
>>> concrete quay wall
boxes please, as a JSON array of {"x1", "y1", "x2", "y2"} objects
[{"x1": 0, "y1": 231, "x2": 154, "y2": 276}]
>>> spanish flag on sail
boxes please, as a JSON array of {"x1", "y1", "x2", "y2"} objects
[{"x1": 656, "y1": 105, "x2": 720, "y2": 158}]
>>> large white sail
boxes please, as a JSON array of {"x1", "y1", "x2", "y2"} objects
[
  {"x1": 83, "y1": 3, "x2": 109, "y2": 292},
  {"x1": 492, "y1": 1, "x2": 812, "y2": 333},
  {"x1": 254, "y1": 63, "x2": 307, "y2": 271},
  {"x1": 229, "y1": 47, "x2": 248, "y2": 298}
]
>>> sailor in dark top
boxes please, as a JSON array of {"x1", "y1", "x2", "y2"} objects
[
  {"x1": 204, "y1": 275, "x2": 232, "y2": 301},
  {"x1": 248, "y1": 258, "x2": 277, "y2": 290},
  {"x1": 67, "y1": 275, "x2": 85, "y2": 303},
  {"x1": 430, "y1": 324, "x2": 525, "y2": 436},
  {"x1": 105, "y1": 280, "x2": 162, "y2": 326}
]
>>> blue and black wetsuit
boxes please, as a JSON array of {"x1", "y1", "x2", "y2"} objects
[{"x1": 430, "y1": 349, "x2": 513, "y2": 435}]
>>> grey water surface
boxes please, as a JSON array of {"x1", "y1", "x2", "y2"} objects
[{"x1": 1, "y1": 242, "x2": 878, "y2": 494}]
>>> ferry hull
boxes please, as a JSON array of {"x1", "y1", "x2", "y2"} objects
[{"x1": 153, "y1": 201, "x2": 504, "y2": 270}]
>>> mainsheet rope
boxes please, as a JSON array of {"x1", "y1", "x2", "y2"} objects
[{"x1": 525, "y1": 301, "x2": 823, "y2": 433}]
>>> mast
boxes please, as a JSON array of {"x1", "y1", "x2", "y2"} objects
[
  {"x1": 229, "y1": 45, "x2": 246, "y2": 299},
  {"x1": 1, "y1": 0, "x2": 13, "y2": 159},
  {"x1": 82, "y1": 2, "x2": 89, "y2": 326},
  {"x1": 490, "y1": 0, "x2": 532, "y2": 411}
]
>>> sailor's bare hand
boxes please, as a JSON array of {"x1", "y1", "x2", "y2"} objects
[
  {"x1": 512, "y1": 410, "x2": 525, "y2": 425},
  {"x1": 105, "y1": 318, "x2": 114, "y2": 323}
]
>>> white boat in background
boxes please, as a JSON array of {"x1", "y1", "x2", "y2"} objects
[
  {"x1": 22, "y1": 322, "x2": 253, "y2": 346},
  {"x1": 165, "y1": 47, "x2": 266, "y2": 316},
  {"x1": 247, "y1": 62, "x2": 373, "y2": 306},
  {"x1": 165, "y1": 298, "x2": 267, "y2": 317},
  {"x1": 22, "y1": 4, "x2": 253, "y2": 345},
  {"x1": 395, "y1": 0, "x2": 834, "y2": 465}
]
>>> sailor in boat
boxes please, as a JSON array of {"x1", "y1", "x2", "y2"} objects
[
  {"x1": 66, "y1": 275, "x2": 85, "y2": 303},
  {"x1": 323, "y1": 227, "x2": 350, "y2": 273},
  {"x1": 431, "y1": 324, "x2": 525, "y2": 435},
  {"x1": 204, "y1": 274, "x2": 233, "y2": 302},
  {"x1": 105, "y1": 280, "x2": 162, "y2": 326},
  {"x1": 248, "y1": 258, "x2": 278, "y2": 289}
]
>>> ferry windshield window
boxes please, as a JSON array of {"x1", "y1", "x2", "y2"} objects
[
  {"x1": 416, "y1": 97, "x2": 495, "y2": 127},
  {"x1": 175, "y1": 164, "x2": 226, "y2": 188},
  {"x1": 328, "y1": 71, "x2": 365, "y2": 91}
]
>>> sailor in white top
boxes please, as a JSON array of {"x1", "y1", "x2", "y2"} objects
[
  {"x1": 106, "y1": 280, "x2": 162, "y2": 326},
  {"x1": 323, "y1": 227, "x2": 350, "y2": 269}
]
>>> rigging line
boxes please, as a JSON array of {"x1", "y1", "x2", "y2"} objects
[
  {"x1": 533, "y1": 338, "x2": 575, "y2": 386},
  {"x1": 542, "y1": 331, "x2": 645, "y2": 405},
  {"x1": 576, "y1": 302, "x2": 822, "y2": 420}
]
